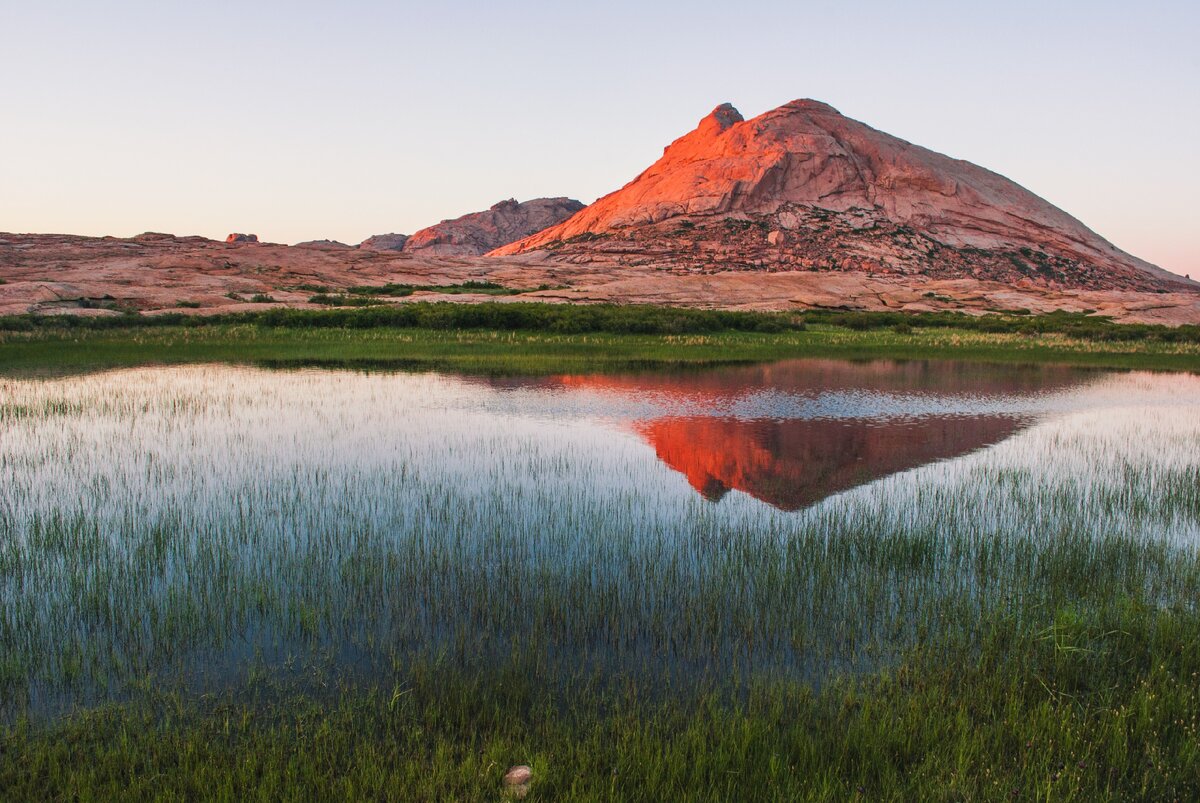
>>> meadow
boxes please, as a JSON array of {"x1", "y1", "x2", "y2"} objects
[
  {"x1": 2, "y1": 306, "x2": 1200, "y2": 799},
  {"x1": 2, "y1": 302, "x2": 1200, "y2": 375},
  {"x1": 0, "y1": 357, "x2": 1197, "y2": 799}
]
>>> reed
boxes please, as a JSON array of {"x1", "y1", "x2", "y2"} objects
[{"x1": 0, "y1": 365, "x2": 1198, "y2": 798}]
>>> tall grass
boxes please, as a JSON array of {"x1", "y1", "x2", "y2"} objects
[{"x1": 1, "y1": 364, "x2": 1199, "y2": 797}]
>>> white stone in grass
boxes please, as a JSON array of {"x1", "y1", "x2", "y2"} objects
[{"x1": 503, "y1": 765, "x2": 533, "y2": 797}]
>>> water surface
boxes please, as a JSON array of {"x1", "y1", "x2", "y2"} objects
[{"x1": 1, "y1": 359, "x2": 1198, "y2": 719}]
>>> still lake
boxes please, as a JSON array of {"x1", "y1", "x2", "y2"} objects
[{"x1": 2, "y1": 360, "x2": 1198, "y2": 719}]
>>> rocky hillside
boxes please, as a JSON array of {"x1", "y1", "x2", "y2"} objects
[
  {"x1": 494, "y1": 100, "x2": 1191, "y2": 294},
  {"x1": 401, "y1": 197, "x2": 584, "y2": 256}
]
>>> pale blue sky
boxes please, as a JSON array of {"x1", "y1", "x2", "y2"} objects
[{"x1": 2, "y1": 1, "x2": 1196, "y2": 275}]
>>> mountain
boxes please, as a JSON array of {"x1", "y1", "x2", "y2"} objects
[
  {"x1": 402, "y1": 197, "x2": 584, "y2": 256},
  {"x1": 358, "y1": 233, "x2": 409, "y2": 252},
  {"x1": 493, "y1": 100, "x2": 1190, "y2": 293}
]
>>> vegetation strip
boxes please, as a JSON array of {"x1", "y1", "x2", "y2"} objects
[
  {"x1": 2, "y1": 303, "x2": 1199, "y2": 375},
  {"x1": 2, "y1": 306, "x2": 1199, "y2": 800},
  {"x1": 6, "y1": 602, "x2": 1200, "y2": 801}
]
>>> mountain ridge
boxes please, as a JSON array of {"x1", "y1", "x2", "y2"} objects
[{"x1": 492, "y1": 99, "x2": 1190, "y2": 293}]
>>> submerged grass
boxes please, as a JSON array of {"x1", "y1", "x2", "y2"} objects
[
  {"x1": 1, "y1": 357, "x2": 1199, "y2": 797},
  {"x1": 5, "y1": 602, "x2": 1200, "y2": 800}
]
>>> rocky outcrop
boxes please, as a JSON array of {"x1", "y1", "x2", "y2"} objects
[
  {"x1": 294, "y1": 239, "x2": 352, "y2": 249},
  {"x1": 493, "y1": 100, "x2": 1192, "y2": 293},
  {"x1": 225, "y1": 233, "x2": 258, "y2": 244},
  {"x1": 1, "y1": 231, "x2": 1197, "y2": 324},
  {"x1": 405, "y1": 197, "x2": 584, "y2": 256},
  {"x1": 358, "y1": 233, "x2": 409, "y2": 252}
]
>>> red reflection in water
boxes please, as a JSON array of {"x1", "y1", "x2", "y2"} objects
[
  {"x1": 635, "y1": 415, "x2": 1021, "y2": 510},
  {"x1": 488, "y1": 360, "x2": 1095, "y2": 509}
]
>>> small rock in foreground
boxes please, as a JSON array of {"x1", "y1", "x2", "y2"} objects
[{"x1": 503, "y1": 764, "x2": 532, "y2": 797}]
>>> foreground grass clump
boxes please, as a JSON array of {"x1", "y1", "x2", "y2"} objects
[{"x1": 4, "y1": 602, "x2": 1199, "y2": 801}]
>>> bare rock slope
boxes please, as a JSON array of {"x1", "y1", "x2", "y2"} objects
[
  {"x1": 494, "y1": 100, "x2": 1191, "y2": 294},
  {"x1": 406, "y1": 197, "x2": 584, "y2": 256},
  {"x1": 358, "y1": 233, "x2": 409, "y2": 252},
  {"x1": 2, "y1": 231, "x2": 1198, "y2": 325}
]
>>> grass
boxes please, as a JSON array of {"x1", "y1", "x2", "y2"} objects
[
  {"x1": 345, "y1": 280, "x2": 527, "y2": 297},
  {"x1": 306, "y1": 281, "x2": 534, "y2": 305},
  {"x1": 307, "y1": 293, "x2": 388, "y2": 307},
  {"x1": 1, "y1": 308, "x2": 1199, "y2": 798},
  {"x1": 0, "y1": 303, "x2": 1199, "y2": 375},
  {"x1": 5, "y1": 603, "x2": 1199, "y2": 800}
]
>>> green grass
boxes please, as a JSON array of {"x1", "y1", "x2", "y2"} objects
[
  {"x1": 1, "y1": 303, "x2": 1199, "y2": 375},
  {"x1": 2, "y1": 304, "x2": 1199, "y2": 799},
  {"x1": 307, "y1": 293, "x2": 388, "y2": 307},
  {"x1": 345, "y1": 280, "x2": 527, "y2": 297},
  {"x1": 5, "y1": 602, "x2": 1199, "y2": 801},
  {"x1": 306, "y1": 282, "x2": 534, "y2": 305}
]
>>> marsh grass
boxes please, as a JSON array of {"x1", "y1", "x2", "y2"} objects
[
  {"x1": 5, "y1": 601, "x2": 1200, "y2": 801},
  {"x1": 1, "y1": 366, "x2": 1199, "y2": 798},
  {"x1": 3, "y1": 323, "x2": 1200, "y2": 377}
]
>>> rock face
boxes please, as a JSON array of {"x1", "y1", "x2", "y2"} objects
[
  {"x1": 293, "y1": 239, "x2": 352, "y2": 249},
  {"x1": 358, "y1": 233, "x2": 409, "y2": 252},
  {"x1": 2, "y1": 231, "x2": 1197, "y2": 324},
  {"x1": 493, "y1": 100, "x2": 1191, "y2": 293},
  {"x1": 406, "y1": 197, "x2": 584, "y2": 256},
  {"x1": 225, "y1": 233, "x2": 258, "y2": 244}
]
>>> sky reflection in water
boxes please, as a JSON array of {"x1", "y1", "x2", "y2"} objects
[
  {"x1": 2, "y1": 359, "x2": 1199, "y2": 717},
  {"x1": 482, "y1": 360, "x2": 1108, "y2": 510}
]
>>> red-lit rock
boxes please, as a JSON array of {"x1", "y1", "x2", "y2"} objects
[{"x1": 492, "y1": 100, "x2": 1191, "y2": 293}]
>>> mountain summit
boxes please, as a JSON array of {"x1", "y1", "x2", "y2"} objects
[{"x1": 493, "y1": 100, "x2": 1188, "y2": 292}]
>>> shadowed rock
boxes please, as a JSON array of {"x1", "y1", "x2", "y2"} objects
[
  {"x1": 406, "y1": 197, "x2": 584, "y2": 256},
  {"x1": 225, "y1": 233, "x2": 258, "y2": 244},
  {"x1": 358, "y1": 233, "x2": 409, "y2": 252}
]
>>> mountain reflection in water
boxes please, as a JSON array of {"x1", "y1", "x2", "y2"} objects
[
  {"x1": 496, "y1": 360, "x2": 1097, "y2": 510},
  {"x1": 635, "y1": 415, "x2": 1025, "y2": 510}
]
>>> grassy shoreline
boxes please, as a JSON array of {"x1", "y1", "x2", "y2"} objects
[
  {"x1": 3, "y1": 304, "x2": 1199, "y2": 800},
  {"x1": 2, "y1": 303, "x2": 1200, "y2": 375}
]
